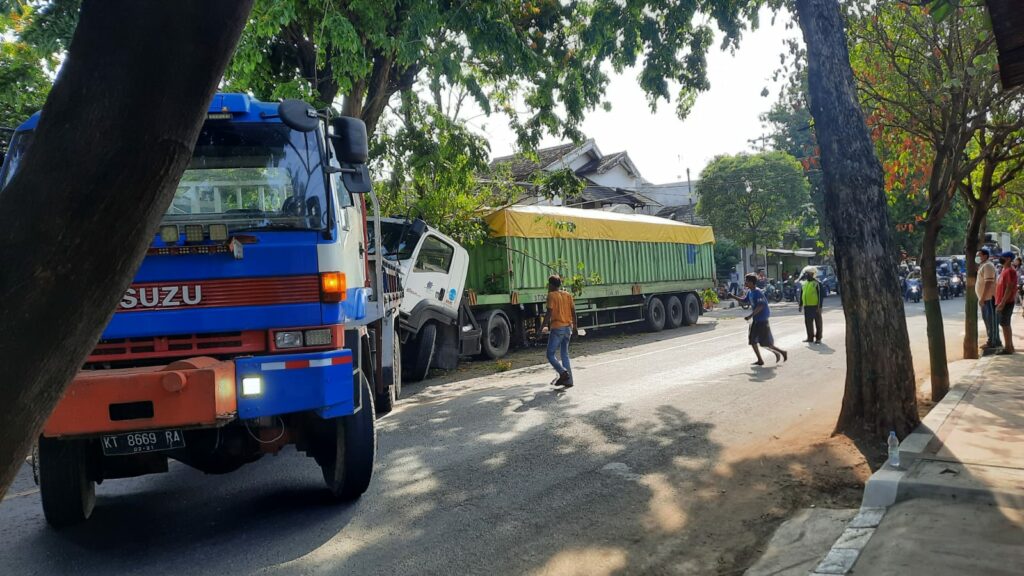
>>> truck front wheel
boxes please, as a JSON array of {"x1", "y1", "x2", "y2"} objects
[
  {"x1": 320, "y1": 373, "x2": 376, "y2": 501},
  {"x1": 38, "y1": 436, "x2": 95, "y2": 529},
  {"x1": 480, "y1": 310, "x2": 511, "y2": 359},
  {"x1": 406, "y1": 322, "x2": 437, "y2": 382}
]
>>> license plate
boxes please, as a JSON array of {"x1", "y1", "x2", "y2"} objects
[{"x1": 101, "y1": 429, "x2": 186, "y2": 456}]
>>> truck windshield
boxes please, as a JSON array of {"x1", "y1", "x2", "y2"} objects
[
  {"x1": 368, "y1": 220, "x2": 422, "y2": 261},
  {"x1": 163, "y1": 123, "x2": 328, "y2": 231},
  {"x1": 1, "y1": 124, "x2": 329, "y2": 233}
]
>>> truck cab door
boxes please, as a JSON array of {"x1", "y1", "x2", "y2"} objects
[{"x1": 402, "y1": 233, "x2": 460, "y2": 316}]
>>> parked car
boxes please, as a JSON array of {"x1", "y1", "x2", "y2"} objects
[{"x1": 815, "y1": 265, "x2": 839, "y2": 296}]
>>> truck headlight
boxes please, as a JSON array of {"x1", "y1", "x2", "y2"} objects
[{"x1": 274, "y1": 331, "x2": 304, "y2": 349}]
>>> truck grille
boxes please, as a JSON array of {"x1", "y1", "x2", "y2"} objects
[{"x1": 88, "y1": 331, "x2": 266, "y2": 363}]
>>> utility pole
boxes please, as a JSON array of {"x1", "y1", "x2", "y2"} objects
[
  {"x1": 747, "y1": 133, "x2": 770, "y2": 152},
  {"x1": 686, "y1": 167, "x2": 694, "y2": 224}
]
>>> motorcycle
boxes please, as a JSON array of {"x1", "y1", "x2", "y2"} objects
[
  {"x1": 905, "y1": 278, "x2": 922, "y2": 303},
  {"x1": 950, "y1": 274, "x2": 964, "y2": 297},
  {"x1": 938, "y1": 275, "x2": 951, "y2": 300},
  {"x1": 782, "y1": 281, "x2": 797, "y2": 302},
  {"x1": 765, "y1": 280, "x2": 783, "y2": 303}
]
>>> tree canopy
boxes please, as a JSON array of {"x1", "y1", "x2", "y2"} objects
[
  {"x1": 696, "y1": 151, "x2": 810, "y2": 261},
  {"x1": 0, "y1": 8, "x2": 54, "y2": 156}
]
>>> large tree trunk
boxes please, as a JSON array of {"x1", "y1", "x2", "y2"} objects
[
  {"x1": 963, "y1": 206, "x2": 986, "y2": 359},
  {"x1": 920, "y1": 219, "x2": 950, "y2": 400},
  {"x1": 0, "y1": 0, "x2": 253, "y2": 498},
  {"x1": 795, "y1": 0, "x2": 919, "y2": 438}
]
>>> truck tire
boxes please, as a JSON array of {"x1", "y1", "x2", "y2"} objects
[
  {"x1": 406, "y1": 322, "x2": 437, "y2": 382},
  {"x1": 375, "y1": 332, "x2": 401, "y2": 415},
  {"x1": 645, "y1": 297, "x2": 666, "y2": 332},
  {"x1": 480, "y1": 310, "x2": 511, "y2": 359},
  {"x1": 321, "y1": 373, "x2": 376, "y2": 500},
  {"x1": 665, "y1": 296, "x2": 684, "y2": 329},
  {"x1": 681, "y1": 293, "x2": 701, "y2": 326},
  {"x1": 38, "y1": 436, "x2": 95, "y2": 529}
]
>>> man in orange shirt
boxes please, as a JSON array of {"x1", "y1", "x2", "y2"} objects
[{"x1": 543, "y1": 275, "x2": 577, "y2": 387}]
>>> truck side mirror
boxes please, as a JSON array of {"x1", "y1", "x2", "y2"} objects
[
  {"x1": 278, "y1": 99, "x2": 319, "y2": 133},
  {"x1": 329, "y1": 117, "x2": 368, "y2": 164}
]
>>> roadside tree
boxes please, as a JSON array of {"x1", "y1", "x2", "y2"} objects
[
  {"x1": 793, "y1": 0, "x2": 920, "y2": 436},
  {"x1": 0, "y1": 0, "x2": 252, "y2": 498},
  {"x1": 849, "y1": 1, "x2": 1024, "y2": 397}
]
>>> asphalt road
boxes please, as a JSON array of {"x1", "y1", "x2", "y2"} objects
[{"x1": 0, "y1": 297, "x2": 972, "y2": 575}]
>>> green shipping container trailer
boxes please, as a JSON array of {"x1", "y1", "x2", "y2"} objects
[{"x1": 467, "y1": 206, "x2": 716, "y2": 334}]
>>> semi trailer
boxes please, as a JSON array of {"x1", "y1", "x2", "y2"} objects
[{"x1": 371, "y1": 205, "x2": 716, "y2": 381}]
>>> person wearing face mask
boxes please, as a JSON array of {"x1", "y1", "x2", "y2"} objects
[
  {"x1": 797, "y1": 266, "x2": 824, "y2": 343},
  {"x1": 976, "y1": 248, "x2": 1001, "y2": 350},
  {"x1": 996, "y1": 251, "x2": 1018, "y2": 354}
]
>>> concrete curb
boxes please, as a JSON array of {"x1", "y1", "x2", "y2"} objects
[
  {"x1": 861, "y1": 356, "x2": 991, "y2": 508},
  {"x1": 811, "y1": 357, "x2": 992, "y2": 575}
]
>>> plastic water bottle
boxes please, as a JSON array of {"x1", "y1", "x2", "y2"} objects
[{"x1": 887, "y1": 431, "x2": 901, "y2": 469}]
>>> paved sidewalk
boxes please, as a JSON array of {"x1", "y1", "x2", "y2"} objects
[{"x1": 813, "y1": 353, "x2": 1024, "y2": 575}]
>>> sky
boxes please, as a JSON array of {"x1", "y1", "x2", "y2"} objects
[{"x1": 470, "y1": 8, "x2": 801, "y2": 185}]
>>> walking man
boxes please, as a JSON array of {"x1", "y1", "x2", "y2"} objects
[
  {"x1": 797, "y1": 266, "x2": 824, "y2": 343},
  {"x1": 976, "y1": 248, "x2": 1001, "y2": 350},
  {"x1": 728, "y1": 273, "x2": 788, "y2": 366},
  {"x1": 543, "y1": 275, "x2": 577, "y2": 387},
  {"x1": 996, "y1": 251, "x2": 1017, "y2": 354}
]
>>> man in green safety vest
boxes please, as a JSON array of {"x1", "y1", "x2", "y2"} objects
[{"x1": 798, "y1": 266, "x2": 824, "y2": 343}]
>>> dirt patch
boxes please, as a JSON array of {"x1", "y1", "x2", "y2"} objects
[{"x1": 703, "y1": 419, "x2": 871, "y2": 574}]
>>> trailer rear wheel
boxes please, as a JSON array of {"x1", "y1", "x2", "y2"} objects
[
  {"x1": 645, "y1": 297, "x2": 666, "y2": 332},
  {"x1": 681, "y1": 293, "x2": 701, "y2": 326},
  {"x1": 38, "y1": 437, "x2": 95, "y2": 529},
  {"x1": 406, "y1": 322, "x2": 437, "y2": 382},
  {"x1": 320, "y1": 373, "x2": 376, "y2": 500},
  {"x1": 480, "y1": 310, "x2": 511, "y2": 359},
  {"x1": 665, "y1": 296, "x2": 684, "y2": 329}
]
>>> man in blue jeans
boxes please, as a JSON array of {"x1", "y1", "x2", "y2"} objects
[
  {"x1": 543, "y1": 275, "x2": 577, "y2": 387},
  {"x1": 976, "y1": 248, "x2": 1001, "y2": 350}
]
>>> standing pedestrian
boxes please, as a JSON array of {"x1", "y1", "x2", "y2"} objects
[
  {"x1": 728, "y1": 267, "x2": 740, "y2": 295},
  {"x1": 976, "y1": 248, "x2": 1001, "y2": 350},
  {"x1": 543, "y1": 275, "x2": 577, "y2": 387},
  {"x1": 797, "y1": 266, "x2": 824, "y2": 343},
  {"x1": 996, "y1": 251, "x2": 1017, "y2": 354},
  {"x1": 727, "y1": 273, "x2": 788, "y2": 366}
]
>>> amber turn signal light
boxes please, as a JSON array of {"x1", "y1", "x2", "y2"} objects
[{"x1": 320, "y1": 272, "x2": 346, "y2": 303}]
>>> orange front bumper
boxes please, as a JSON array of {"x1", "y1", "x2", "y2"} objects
[{"x1": 43, "y1": 357, "x2": 237, "y2": 438}]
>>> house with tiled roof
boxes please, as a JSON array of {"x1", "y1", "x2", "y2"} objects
[{"x1": 488, "y1": 139, "x2": 662, "y2": 214}]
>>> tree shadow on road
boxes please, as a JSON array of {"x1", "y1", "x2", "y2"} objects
[{"x1": 0, "y1": 375, "x2": 869, "y2": 576}]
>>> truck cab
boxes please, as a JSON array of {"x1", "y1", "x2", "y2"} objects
[
  {"x1": 1, "y1": 94, "x2": 402, "y2": 528},
  {"x1": 369, "y1": 218, "x2": 479, "y2": 381}
]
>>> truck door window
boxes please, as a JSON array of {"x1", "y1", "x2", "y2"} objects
[{"x1": 414, "y1": 235, "x2": 454, "y2": 273}]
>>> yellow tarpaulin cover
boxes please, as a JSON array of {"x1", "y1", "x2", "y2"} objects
[{"x1": 485, "y1": 205, "x2": 715, "y2": 245}]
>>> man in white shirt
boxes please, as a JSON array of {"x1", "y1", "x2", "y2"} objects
[{"x1": 976, "y1": 248, "x2": 1000, "y2": 349}]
